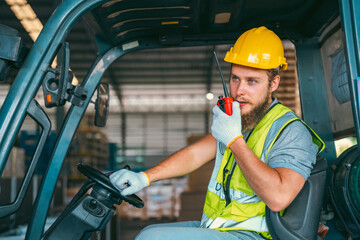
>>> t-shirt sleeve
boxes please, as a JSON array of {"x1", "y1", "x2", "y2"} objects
[{"x1": 267, "y1": 120, "x2": 319, "y2": 180}]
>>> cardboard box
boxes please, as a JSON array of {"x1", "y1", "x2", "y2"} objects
[
  {"x1": 116, "y1": 178, "x2": 188, "y2": 220},
  {"x1": 186, "y1": 134, "x2": 215, "y2": 192},
  {"x1": 188, "y1": 159, "x2": 214, "y2": 192},
  {"x1": 179, "y1": 191, "x2": 206, "y2": 221}
]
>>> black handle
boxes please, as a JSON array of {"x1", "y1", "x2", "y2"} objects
[{"x1": 0, "y1": 99, "x2": 51, "y2": 217}]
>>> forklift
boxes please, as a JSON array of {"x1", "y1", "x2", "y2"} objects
[{"x1": 0, "y1": 0, "x2": 359, "y2": 239}]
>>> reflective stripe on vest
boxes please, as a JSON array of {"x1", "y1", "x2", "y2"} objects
[{"x1": 200, "y1": 104, "x2": 324, "y2": 239}]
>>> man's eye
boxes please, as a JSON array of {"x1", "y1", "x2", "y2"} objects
[
  {"x1": 248, "y1": 79, "x2": 255, "y2": 84},
  {"x1": 232, "y1": 77, "x2": 239, "y2": 81}
]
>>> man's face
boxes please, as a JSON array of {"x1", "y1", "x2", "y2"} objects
[{"x1": 229, "y1": 64, "x2": 279, "y2": 131}]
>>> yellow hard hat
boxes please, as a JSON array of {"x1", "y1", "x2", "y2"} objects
[{"x1": 224, "y1": 26, "x2": 288, "y2": 70}]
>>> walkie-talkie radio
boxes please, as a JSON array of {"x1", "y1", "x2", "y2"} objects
[{"x1": 213, "y1": 51, "x2": 233, "y2": 115}]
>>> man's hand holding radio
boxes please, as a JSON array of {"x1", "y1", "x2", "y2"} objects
[{"x1": 211, "y1": 101, "x2": 243, "y2": 148}]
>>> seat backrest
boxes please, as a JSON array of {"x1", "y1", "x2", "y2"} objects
[
  {"x1": 266, "y1": 156, "x2": 328, "y2": 240},
  {"x1": 0, "y1": 24, "x2": 25, "y2": 81}
]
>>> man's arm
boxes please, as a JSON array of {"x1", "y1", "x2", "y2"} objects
[
  {"x1": 110, "y1": 133, "x2": 217, "y2": 195},
  {"x1": 145, "y1": 133, "x2": 217, "y2": 182},
  {"x1": 229, "y1": 137, "x2": 306, "y2": 212}
]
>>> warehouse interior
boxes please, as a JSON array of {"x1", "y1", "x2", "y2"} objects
[
  {"x1": 0, "y1": 0, "x2": 357, "y2": 239},
  {"x1": 0, "y1": 1, "x2": 303, "y2": 238}
]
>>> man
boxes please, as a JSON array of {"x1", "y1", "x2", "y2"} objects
[{"x1": 110, "y1": 26, "x2": 324, "y2": 240}]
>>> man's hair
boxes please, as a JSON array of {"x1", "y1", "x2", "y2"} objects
[
  {"x1": 267, "y1": 67, "x2": 280, "y2": 97},
  {"x1": 266, "y1": 67, "x2": 280, "y2": 82}
]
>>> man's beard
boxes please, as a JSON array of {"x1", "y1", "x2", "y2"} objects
[{"x1": 241, "y1": 93, "x2": 272, "y2": 132}]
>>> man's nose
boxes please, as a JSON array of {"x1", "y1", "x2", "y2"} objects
[{"x1": 235, "y1": 81, "x2": 246, "y2": 95}]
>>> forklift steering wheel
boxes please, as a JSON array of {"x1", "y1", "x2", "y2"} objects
[{"x1": 77, "y1": 163, "x2": 144, "y2": 208}]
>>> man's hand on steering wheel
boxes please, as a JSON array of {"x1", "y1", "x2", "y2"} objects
[
  {"x1": 77, "y1": 163, "x2": 144, "y2": 208},
  {"x1": 109, "y1": 169, "x2": 150, "y2": 196}
]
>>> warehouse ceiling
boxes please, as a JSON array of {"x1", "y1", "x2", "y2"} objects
[{"x1": 0, "y1": 0, "x2": 339, "y2": 112}]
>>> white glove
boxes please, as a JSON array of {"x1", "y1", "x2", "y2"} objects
[
  {"x1": 110, "y1": 169, "x2": 150, "y2": 196},
  {"x1": 211, "y1": 101, "x2": 243, "y2": 148}
]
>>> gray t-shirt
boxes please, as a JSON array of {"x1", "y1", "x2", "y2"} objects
[{"x1": 267, "y1": 120, "x2": 318, "y2": 179}]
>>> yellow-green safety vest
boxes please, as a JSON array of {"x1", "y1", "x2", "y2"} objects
[{"x1": 200, "y1": 103, "x2": 324, "y2": 239}]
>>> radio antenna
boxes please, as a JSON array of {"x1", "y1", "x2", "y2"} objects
[{"x1": 213, "y1": 51, "x2": 229, "y2": 97}]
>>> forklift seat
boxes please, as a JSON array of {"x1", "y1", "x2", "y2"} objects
[
  {"x1": 266, "y1": 156, "x2": 327, "y2": 240},
  {"x1": 0, "y1": 24, "x2": 27, "y2": 81}
]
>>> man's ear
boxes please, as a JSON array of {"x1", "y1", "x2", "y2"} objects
[{"x1": 270, "y1": 75, "x2": 280, "y2": 93}]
